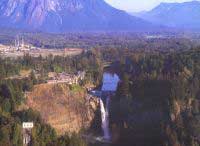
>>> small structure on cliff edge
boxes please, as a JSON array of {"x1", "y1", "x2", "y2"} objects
[
  {"x1": 22, "y1": 122, "x2": 34, "y2": 146},
  {"x1": 48, "y1": 71, "x2": 85, "y2": 85}
]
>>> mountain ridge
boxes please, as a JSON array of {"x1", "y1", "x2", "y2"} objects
[
  {"x1": 0, "y1": 0, "x2": 155, "y2": 32},
  {"x1": 136, "y1": 1, "x2": 200, "y2": 30}
]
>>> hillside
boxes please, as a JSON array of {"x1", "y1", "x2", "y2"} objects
[
  {"x1": 24, "y1": 83, "x2": 99, "y2": 135},
  {"x1": 137, "y1": 1, "x2": 200, "y2": 30},
  {"x1": 0, "y1": 0, "x2": 155, "y2": 32}
]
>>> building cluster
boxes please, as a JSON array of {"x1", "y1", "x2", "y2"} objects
[
  {"x1": 0, "y1": 37, "x2": 38, "y2": 54},
  {"x1": 0, "y1": 37, "x2": 83, "y2": 57},
  {"x1": 48, "y1": 71, "x2": 86, "y2": 85},
  {"x1": 0, "y1": 44, "x2": 13, "y2": 54}
]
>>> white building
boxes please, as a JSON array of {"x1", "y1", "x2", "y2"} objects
[
  {"x1": 23, "y1": 122, "x2": 34, "y2": 129},
  {"x1": 22, "y1": 122, "x2": 34, "y2": 146}
]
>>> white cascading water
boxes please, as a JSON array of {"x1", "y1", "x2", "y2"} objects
[{"x1": 100, "y1": 97, "x2": 110, "y2": 140}]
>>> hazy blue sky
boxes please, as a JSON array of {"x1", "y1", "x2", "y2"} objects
[{"x1": 105, "y1": 0, "x2": 196, "y2": 12}]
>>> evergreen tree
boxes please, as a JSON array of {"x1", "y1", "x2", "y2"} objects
[
  {"x1": 12, "y1": 123, "x2": 23, "y2": 146},
  {"x1": 30, "y1": 71, "x2": 37, "y2": 85},
  {"x1": 117, "y1": 73, "x2": 130, "y2": 98}
]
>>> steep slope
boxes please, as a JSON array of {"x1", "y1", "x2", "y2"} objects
[
  {"x1": 24, "y1": 83, "x2": 99, "y2": 135},
  {"x1": 0, "y1": 0, "x2": 154, "y2": 32},
  {"x1": 138, "y1": 1, "x2": 200, "y2": 30}
]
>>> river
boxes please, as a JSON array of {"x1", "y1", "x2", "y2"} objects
[{"x1": 101, "y1": 72, "x2": 120, "y2": 92}]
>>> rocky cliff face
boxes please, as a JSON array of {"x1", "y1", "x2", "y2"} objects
[
  {"x1": 25, "y1": 83, "x2": 99, "y2": 135},
  {"x1": 0, "y1": 0, "x2": 154, "y2": 32}
]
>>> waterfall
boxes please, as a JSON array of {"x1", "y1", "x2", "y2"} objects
[
  {"x1": 100, "y1": 97, "x2": 110, "y2": 140},
  {"x1": 98, "y1": 72, "x2": 119, "y2": 141}
]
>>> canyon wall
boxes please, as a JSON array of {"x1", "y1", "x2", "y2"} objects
[{"x1": 25, "y1": 83, "x2": 99, "y2": 135}]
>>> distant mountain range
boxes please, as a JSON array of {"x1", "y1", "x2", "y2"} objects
[
  {"x1": 0, "y1": 0, "x2": 199, "y2": 33},
  {"x1": 134, "y1": 1, "x2": 200, "y2": 30},
  {"x1": 0, "y1": 0, "x2": 155, "y2": 32}
]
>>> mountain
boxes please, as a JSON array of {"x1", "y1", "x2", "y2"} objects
[
  {"x1": 136, "y1": 1, "x2": 200, "y2": 30},
  {"x1": 0, "y1": 0, "x2": 154, "y2": 32}
]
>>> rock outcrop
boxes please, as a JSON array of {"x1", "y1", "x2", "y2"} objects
[{"x1": 25, "y1": 83, "x2": 99, "y2": 135}]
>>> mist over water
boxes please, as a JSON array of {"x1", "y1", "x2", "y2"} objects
[{"x1": 100, "y1": 98, "x2": 110, "y2": 140}]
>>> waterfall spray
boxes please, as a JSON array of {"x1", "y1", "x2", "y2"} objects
[{"x1": 100, "y1": 98, "x2": 110, "y2": 140}]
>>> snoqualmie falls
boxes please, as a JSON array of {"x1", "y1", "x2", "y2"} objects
[{"x1": 100, "y1": 72, "x2": 120, "y2": 141}]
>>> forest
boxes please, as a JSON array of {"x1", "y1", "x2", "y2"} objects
[
  {"x1": 0, "y1": 33, "x2": 200, "y2": 146},
  {"x1": 0, "y1": 50, "x2": 102, "y2": 146},
  {"x1": 0, "y1": 29, "x2": 198, "y2": 52},
  {"x1": 109, "y1": 47, "x2": 200, "y2": 146}
]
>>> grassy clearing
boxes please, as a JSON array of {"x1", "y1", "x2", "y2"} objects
[
  {"x1": 69, "y1": 84, "x2": 84, "y2": 92},
  {"x1": 19, "y1": 69, "x2": 32, "y2": 77}
]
